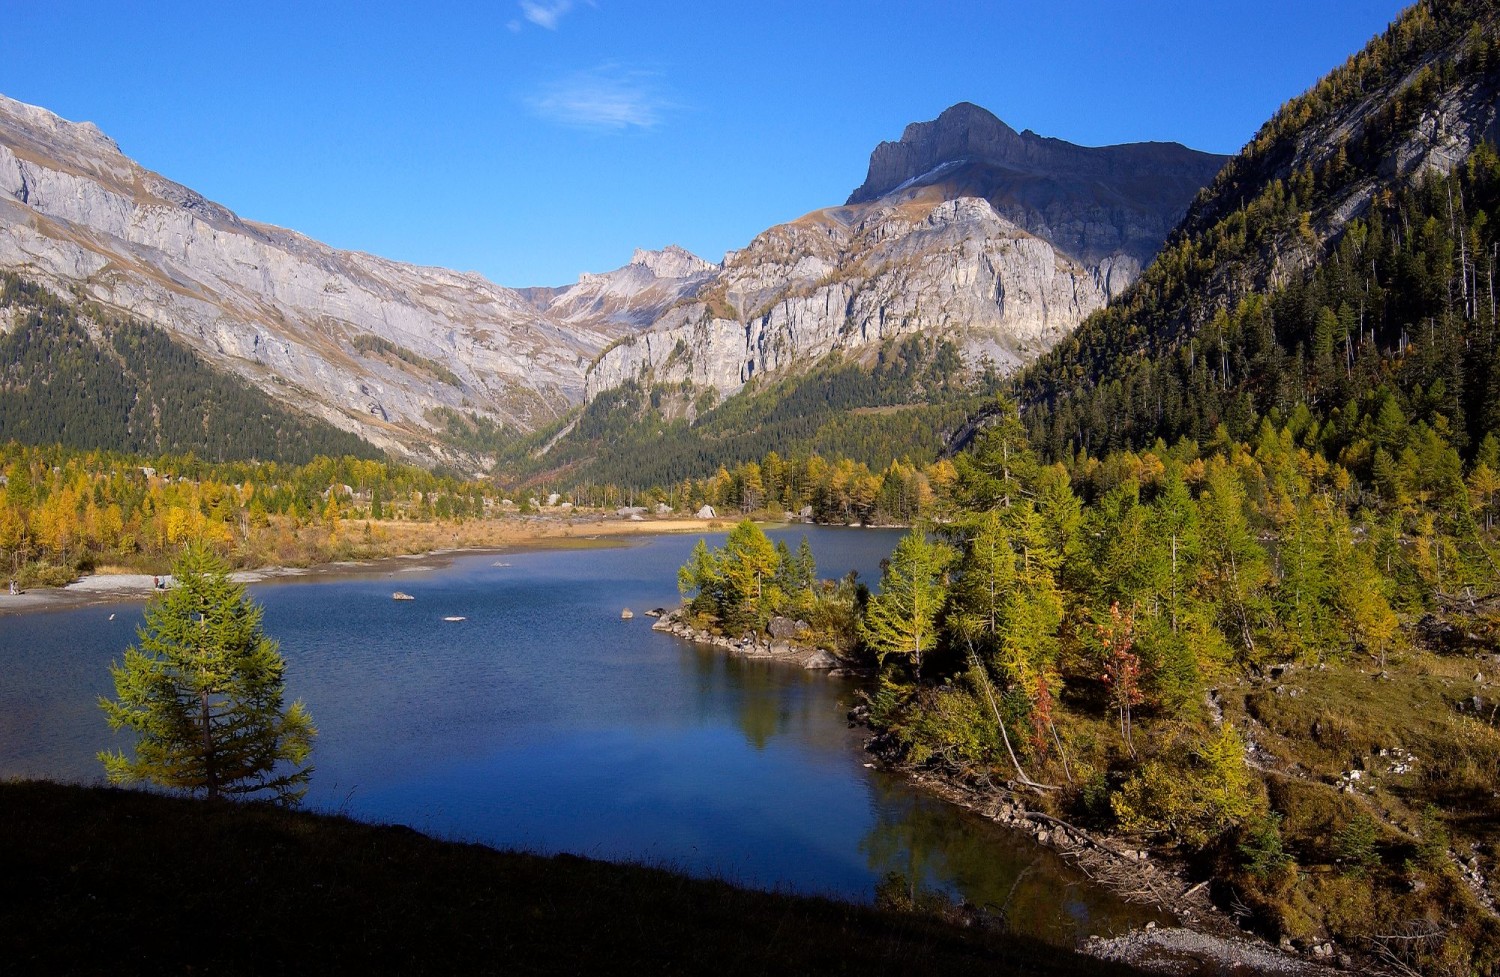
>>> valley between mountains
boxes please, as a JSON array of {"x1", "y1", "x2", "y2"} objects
[
  {"x1": 0, "y1": 94, "x2": 1221, "y2": 466},
  {"x1": 5, "y1": 3, "x2": 1500, "y2": 976}
]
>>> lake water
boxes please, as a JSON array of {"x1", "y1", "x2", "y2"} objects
[{"x1": 0, "y1": 526, "x2": 1159, "y2": 943}]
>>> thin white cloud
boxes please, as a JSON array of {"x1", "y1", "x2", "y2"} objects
[
  {"x1": 519, "y1": 1, "x2": 575, "y2": 31},
  {"x1": 527, "y1": 64, "x2": 675, "y2": 131}
]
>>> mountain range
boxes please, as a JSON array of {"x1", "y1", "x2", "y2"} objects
[
  {"x1": 0, "y1": 95, "x2": 714, "y2": 462},
  {"x1": 582, "y1": 106, "x2": 1223, "y2": 405},
  {"x1": 4, "y1": 1, "x2": 1495, "y2": 487},
  {"x1": 0, "y1": 94, "x2": 1222, "y2": 466}
]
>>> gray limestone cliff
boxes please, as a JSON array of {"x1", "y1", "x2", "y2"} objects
[
  {"x1": 584, "y1": 103, "x2": 1227, "y2": 404},
  {"x1": 0, "y1": 94, "x2": 708, "y2": 462},
  {"x1": 585, "y1": 194, "x2": 1102, "y2": 401},
  {"x1": 848, "y1": 103, "x2": 1228, "y2": 296}
]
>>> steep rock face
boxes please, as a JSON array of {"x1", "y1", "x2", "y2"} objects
[
  {"x1": 583, "y1": 103, "x2": 1225, "y2": 407},
  {"x1": 523, "y1": 245, "x2": 717, "y2": 331},
  {"x1": 848, "y1": 102, "x2": 1227, "y2": 296},
  {"x1": 0, "y1": 95, "x2": 708, "y2": 461},
  {"x1": 585, "y1": 193, "x2": 1103, "y2": 401},
  {"x1": 1191, "y1": 54, "x2": 1500, "y2": 253}
]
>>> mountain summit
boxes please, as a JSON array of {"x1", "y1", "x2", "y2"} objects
[
  {"x1": 582, "y1": 103, "x2": 1226, "y2": 406},
  {"x1": 848, "y1": 102, "x2": 1228, "y2": 292}
]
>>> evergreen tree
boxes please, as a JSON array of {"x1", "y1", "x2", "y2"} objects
[
  {"x1": 1197, "y1": 464, "x2": 1273, "y2": 662},
  {"x1": 720, "y1": 519, "x2": 783, "y2": 628},
  {"x1": 953, "y1": 397, "x2": 1039, "y2": 510},
  {"x1": 98, "y1": 545, "x2": 315, "y2": 804},
  {"x1": 861, "y1": 527, "x2": 952, "y2": 680},
  {"x1": 792, "y1": 536, "x2": 817, "y2": 591}
]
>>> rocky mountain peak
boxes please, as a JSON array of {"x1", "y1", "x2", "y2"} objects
[
  {"x1": 0, "y1": 94, "x2": 122, "y2": 165},
  {"x1": 629, "y1": 245, "x2": 717, "y2": 280},
  {"x1": 580, "y1": 105, "x2": 1230, "y2": 412},
  {"x1": 848, "y1": 102, "x2": 1022, "y2": 202},
  {"x1": 845, "y1": 102, "x2": 1228, "y2": 278}
]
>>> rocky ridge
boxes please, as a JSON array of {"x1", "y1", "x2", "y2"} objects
[
  {"x1": 849, "y1": 103, "x2": 1227, "y2": 282},
  {"x1": 585, "y1": 192, "x2": 1104, "y2": 401},
  {"x1": 583, "y1": 105, "x2": 1225, "y2": 405},
  {"x1": 0, "y1": 94, "x2": 709, "y2": 462}
]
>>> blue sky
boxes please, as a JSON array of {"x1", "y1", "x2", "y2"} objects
[{"x1": 1, "y1": 1, "x2": 1409, "y2": 287}]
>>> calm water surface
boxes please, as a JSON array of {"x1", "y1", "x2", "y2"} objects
[{"x1": 0, "y1": 526, "x2": 1159, "y2": 943}]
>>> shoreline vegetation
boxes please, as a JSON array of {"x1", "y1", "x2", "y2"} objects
[
  {"x1": 669, "y1": 464, "x2": 1500, "y2": 977},
  {"x1": 652, "y1": 587, "x2": 1346, "y2": 973},
  {"x1": 658, "y1": 530, "x2": 1345, "y2": 976}
]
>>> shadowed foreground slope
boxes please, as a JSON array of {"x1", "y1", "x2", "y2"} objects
[{"x1": 0, "y1": 781, "x2": 1143, "y2": 977}]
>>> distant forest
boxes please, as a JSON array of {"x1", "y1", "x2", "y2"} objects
[
  {"x1": 0, "y1": 273, "x2": 378, "y2": 464},
  {"x1": 493, "y1": 335, "x2": 1001, "y2": 490}
]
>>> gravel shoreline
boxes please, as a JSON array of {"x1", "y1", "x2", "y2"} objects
[
  {"x1": 1081, "y1": 924, "x2": 1346, "y2": 976},
  {"x1": 0, "y1": 556, "x2": 450, "y2": 616},
  {"x1": 0, "y1": 515, "x2": 723, "y2": 617}
]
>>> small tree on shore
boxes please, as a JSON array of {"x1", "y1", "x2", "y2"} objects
[
  {"x1": 861, "y1": 526, "x2": 952, "y2": 680},
  {"x1": 99, "y1": 545, "x2": 315, "y2": 804}
]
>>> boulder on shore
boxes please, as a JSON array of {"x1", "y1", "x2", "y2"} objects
[{"x1": 768, "y1": 616, "x2": 811, "y2": 640}]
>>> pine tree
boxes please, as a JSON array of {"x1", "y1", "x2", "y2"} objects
[
  {"x1": 954, "y1": 396, "x2": 1039, "y2": 510},
  {"x1": 861, "y1": 526, "x2": 952, "y2": 679},
  {"x1": 677, "y1": 538, "x2": 724, "y2": 615},
  {"x1": 792, "y1": 536, "x2": 817, "y2": 591},
  {"x1": 1197, "y1": 464, "x2": 1272, "y2": 662},
  {"x1": 720, "y1": 519, "x2": 782, "y2": 627},
  {"x1": 98, "y1": 545, "x2": 316, "y2": 804}
]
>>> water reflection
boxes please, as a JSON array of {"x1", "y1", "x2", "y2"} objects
[
  {"x1": 861, "y1": 773, "x2": 1158, "y2": 941},
  {"x1": 683, "y1": 645, "x2": 837, "y2": 752},
  {"x1": 0, "y1": 529, "x2": 1158, "y2": 944}
]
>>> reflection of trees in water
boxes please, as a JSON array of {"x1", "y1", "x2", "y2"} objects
[
  {"x1": 860, "y1": 774, "x2": 1154, "y2": 945},
  {"x1": 683, "y1": 644, "x2": 855, "y2": 753},
  {"x1": 685, "y1": 645, "x2": 784, "y2": 749}
]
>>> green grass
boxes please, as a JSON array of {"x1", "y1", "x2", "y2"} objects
[
  {"x1": 0, "y1": 780, "x2": 1145, "y2": 977},
  {"x1": 1215, "y1": 651, "x2": 1500, "y2": 969}
]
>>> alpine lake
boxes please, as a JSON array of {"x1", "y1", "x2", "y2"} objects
[{"x1": 0, "y1": 525, "x2": 1162, "y2": 945}]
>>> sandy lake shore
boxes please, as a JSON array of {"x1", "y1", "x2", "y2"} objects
[{"x1": 0, "y1": 514, "x2": 722, "y2": 616}]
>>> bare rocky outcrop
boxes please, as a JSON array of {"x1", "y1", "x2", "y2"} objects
[
  {"x1": 583, "y1": 103, "x2": 1226, "y2": 406},
  {"x1": 848, "y1": 102, "x2": 1228, "y2": 281},
  {"x1": 0, "y1": 93, "x2": 710, "y2": 462},
  {"x1": 520, "y1": 245, "x2": 716, "y2": 331},
  {"x1": 651, "y1": 609, "x2": 842, "y2": 670},
  {"x1": 585, "y1": 193, "x2": 1105, "y2": 401}
]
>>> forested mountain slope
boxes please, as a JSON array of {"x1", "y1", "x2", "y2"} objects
[
  {"x1": 495, "y1": 335, "x2": 996, "y2": 493},
  {"x1": 0, "y1": 273, "x2": 377, "y2": 463},
  {"x1": 1014, "y1": 0, "x2": 1500, "y2": 462}
]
